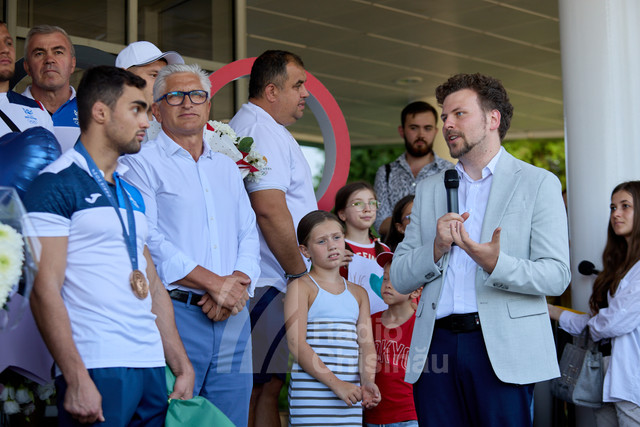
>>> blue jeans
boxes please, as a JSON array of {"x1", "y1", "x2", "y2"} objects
[
  {"x1": 365, "y1": 421, "x2": 419, "y2": 427},
  {"x1": 172, "y1": 296, "x2": 253, "y2": 427}
]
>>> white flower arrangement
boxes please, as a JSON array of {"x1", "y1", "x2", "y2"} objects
[
  {"x1": 205, "y1": 120, "x2": 268, "y2": 182},
  {"x1": 145, "y1": 120, "x2": 268, "y2": 182},
  {"x1": 0, "y1": 376, "x2": 56, "y2": 421},
  {"x1": 0, "y1": 224, "x2": 24, "y2": 310},
  {"x1": 3, "y1": 399, "x2": 20, "y2": 415}
]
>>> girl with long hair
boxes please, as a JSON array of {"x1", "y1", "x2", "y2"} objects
[
  {"x1": 285, "y1": 210, "x2": 380, "y2": 426},
  {"x1": 549, "y1": 181, "x2": 640, "y2": 425}
]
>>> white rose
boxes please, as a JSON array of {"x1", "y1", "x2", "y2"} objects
[
  {"x1": 0, "y1": 385, "x2": 8, "y2": 401},
  {"x1": 215, "y1": 122, "x2": 237, "y2": 140},
  {"x1": 36, "y1": 382, "x2": 55, "y2": 401},
  {"x1": 15, "y1": 387, "x2": 31, "y2": 404},
  {"x1": 3, "y1": 400, "x2": 20, "y2": 415},
  {"x1": 2, "y1": 385, "x2": 15, "y2": 400}
]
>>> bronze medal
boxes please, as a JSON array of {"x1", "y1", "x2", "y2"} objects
[{"x1": 130, "y1": 269, "x2": 149, "y2": 299}]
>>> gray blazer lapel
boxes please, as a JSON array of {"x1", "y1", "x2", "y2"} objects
[{"x1": 480, "y1": 151, "x2": 522, "y2": 242}]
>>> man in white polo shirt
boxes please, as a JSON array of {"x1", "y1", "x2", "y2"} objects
[{"x1": 229, "y1": 49, "x2": 317, "y2": 427}]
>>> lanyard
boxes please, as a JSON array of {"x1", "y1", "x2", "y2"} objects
[{"x1": 76, "y1": 141, "x2": 139, "y2": 271}]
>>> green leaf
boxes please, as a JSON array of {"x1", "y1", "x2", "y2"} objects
[{"x1": 237, "y1": 137, "x2": 254, "y2": 153}]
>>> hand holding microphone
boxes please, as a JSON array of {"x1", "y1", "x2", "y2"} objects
[
  {"x1": 434, "y1": 170, "x2": 464, "y2": 261},
  {"x1": 445, "y1": 169, "x2": 460, "y2": 247},
  {"x1": 442, "y1": 169, "x2": 501, "y2": 273}
]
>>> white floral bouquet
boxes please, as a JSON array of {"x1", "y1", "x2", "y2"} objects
[
  {"x1": 204, "y1": 120, "x2": 267, "y2": 182},
  {"x1": 0, "y1": 224, "x2": 23, "y2": 311},
  {"x1": 0, "y1": 372, "x2": 55, "y2": 422},
  {"x1": 145, "y1": 120, "x2": 268, "y2": 182},
  {"x1": 0, "y1": 187, "x2": 39, "y2": 329}
]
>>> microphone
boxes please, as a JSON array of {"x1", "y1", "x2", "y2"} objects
[
  {"x1": 444, "y1": 169, "x2": 459, "y2": 213},
  {"x1": 578, "y1": 260, "x2": 600, "y2": 276}
]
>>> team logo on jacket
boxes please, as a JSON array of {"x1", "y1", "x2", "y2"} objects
[
  {"x1": 22, "y1": 107, "x2": 38, "y2": 125},
  {"x1": 85, "y1": 193, "x2": 102, "y2": 204}
]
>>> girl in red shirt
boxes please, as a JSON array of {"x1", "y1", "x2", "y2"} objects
[{"x1": 335, "y1": 182, "x2": 390, "y2": 314}]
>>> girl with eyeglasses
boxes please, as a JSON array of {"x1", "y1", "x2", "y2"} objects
[{"x1": 335, "y1": 181, "x2": 390, "y2": 314}]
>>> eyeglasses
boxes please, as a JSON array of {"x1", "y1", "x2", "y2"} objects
[
  {"x1": 348, "y1": 200, "x2": 381, "y2": 211},
  {"x1": 156, "y1": 90, "x2": 209, "y2": 106},
  {"x1": 402, "y1": 214, "x2": 411, "y2": 222}
]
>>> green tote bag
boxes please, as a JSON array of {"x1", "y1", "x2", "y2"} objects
[{"x1": 165, "y1": 366, "x2": 235, "y2": 426}]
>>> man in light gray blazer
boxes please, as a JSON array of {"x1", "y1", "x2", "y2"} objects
[{"x1": 391, "y1": 73, "x2": 570, "y2": 427}]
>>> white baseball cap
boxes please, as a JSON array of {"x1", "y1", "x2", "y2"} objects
[{"x1": 116, "y1": 41, "x2": 184, "y2": 69}]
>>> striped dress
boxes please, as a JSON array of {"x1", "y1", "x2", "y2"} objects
[{"x1": 288, "y1": 276, "x2": 362, "y2": 426}]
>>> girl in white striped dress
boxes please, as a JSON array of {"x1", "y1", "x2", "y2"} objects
[{"x1": 285, "y1": 210, "x2": 381, "y2": 426}]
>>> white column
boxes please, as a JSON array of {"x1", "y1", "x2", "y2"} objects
[
  {"x1": 559, "y1": 0, "x2": 640, "y2": 424},
  {"x1": 561, "y1": 0, "x2": 640, "y2": 309}
]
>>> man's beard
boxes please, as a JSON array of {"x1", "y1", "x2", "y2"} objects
[
  {"x1": 106, "y1": 125, "x2": 143, "y2": 156},
  {"x1": 0, "y1": 68, "x2": 14, "y2": 83},
  {"x1": 404, "y1": 136, "x2": 433, "y2": 158},
  {"x1": 120, "y1": 137, "x2": 142, "y2": 155},
  {"x1": 445, "y1": 130, "x2": 482, "y2": 159}
]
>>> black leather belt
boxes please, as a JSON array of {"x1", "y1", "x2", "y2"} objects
[
  {"x1": 435, "y1": 313, "x2": 481, "y2": 333},
  {"x1": 168, "y1": 289, "x2": 202, "y2": 306}
]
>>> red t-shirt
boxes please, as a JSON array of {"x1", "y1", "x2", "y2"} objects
[
  {"x1": 340, "y1": 238, "x2": 390, "y2": 279},
  {"x1": 364, "y1": 311, "x2": 418, "y2": 424},
  {"x1": 345, "y1": 238, "x2": 389, "y2": 260}
]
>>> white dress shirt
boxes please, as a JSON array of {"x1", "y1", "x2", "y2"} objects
[
  {"x1": 437, "y1": 148, "x2": 504, "y2": 318},
  {"x1": 120, "y1": 129, "x2": 261, "y2": 296},
  {"x1": 559, "y1": 261, "x2": 640, "y2": 407}
]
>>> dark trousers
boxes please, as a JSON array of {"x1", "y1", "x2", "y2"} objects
[
  {"x1": 56, "y1": 366, "x2": 167, "y2": 427},
  {"x1": 413, "y1": 327, "x2": 534, "y2": 427}
]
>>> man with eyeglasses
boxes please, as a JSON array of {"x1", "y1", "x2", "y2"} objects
[
  {"x1": 120, "y1": 63, "x2": 260, "y2": 426},
  {"x1": 116, "y1": 40, "x2": 184, "y2": 141}
]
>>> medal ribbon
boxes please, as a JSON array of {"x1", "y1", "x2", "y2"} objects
[{"x1": 76, "y1": 141, "x2": 139, "y2": 271}]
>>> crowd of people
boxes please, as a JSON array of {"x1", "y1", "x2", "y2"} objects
[{"x1": 0, "y1": 19, "x2": 638, "y2": 427}]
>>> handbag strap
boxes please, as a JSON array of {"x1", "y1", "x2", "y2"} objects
[
  {"x1": 0, "y1": 108, "x2": 20, "y2": 132},
  {"x1": 579, "y1": 325, "x2": 600, "y2": 351}
]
